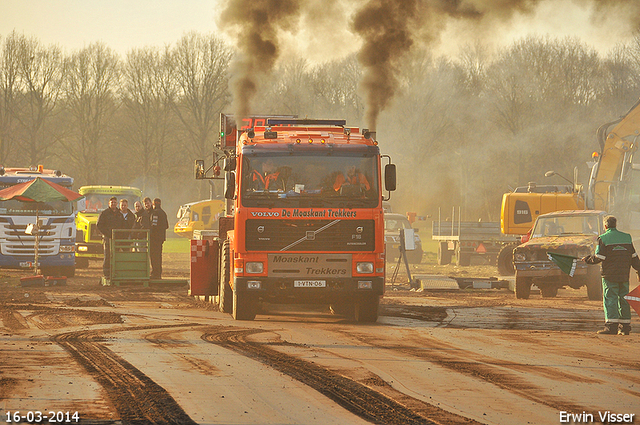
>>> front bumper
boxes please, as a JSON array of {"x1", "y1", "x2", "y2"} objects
[
  {"x1": 514, "y1": 261, "x2": 588, "y2": 277},
  {"x1": 0, "y1": 253, "x2": 75, "y2": 269},
  {"x1": 234, "y1": 276, "x2": 384, "y2": 304}
]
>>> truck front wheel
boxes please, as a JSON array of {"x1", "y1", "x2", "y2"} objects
[
  {"x1": 75, "y1": 257, "x2": 89, "y2": 269},
  {"x1": 219, "y1": 240, "x2": 233, "y2": 314},
  {"x1": 515, "y1": 275, "x2": 532, "y2": 299},
  {"x1": 354, "y1": 296, "x2": 379, "y2": 323},
  {"x1": 233, "y1": 290, "x2": 256, "y2": 321}
]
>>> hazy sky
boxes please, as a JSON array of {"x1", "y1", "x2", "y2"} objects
[{"x1": 0, "y1": 0, "x2": 636, "y2": 62}]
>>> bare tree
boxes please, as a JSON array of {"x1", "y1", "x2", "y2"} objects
[
  {"x1": 60, "y1": 43, "x2": 120, "y2": 184},
  {"x1": 257, "y1": 58, "x2": 313, "y2": 116},
  {"x1": 310, "y1": 54, "x2": 363, "y2": 125},
  {"x1": 168, "y1": 33, "x2": 232, "y2": 199},
  {"x1": 9, "y1": 34, "x2": 64, "y2": 165},
  {"x1": 121, "y1": 46, "x2": 179, "y2": 195},
  {"x1": 0, "y1": 32, "x2": 21, "y2": 165}
]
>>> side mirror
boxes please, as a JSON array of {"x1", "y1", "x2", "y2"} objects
[
  {"x1": 385, "y1": 164, "x2": 396, "y2": 192},
  {"x1": 195, "y1": 160, "x2": 205, "y2": 179},
  {"x1": 224, "y1": 171, "x2": 236, "y2": 199}
]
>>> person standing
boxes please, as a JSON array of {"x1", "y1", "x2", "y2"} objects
[
  {"x1": 583, "y1": 215, "x2": 640, "y2": 335},
  {"x1": 149, "y1": 197, "x2": 169, "y2": 279},
  {"x1": 96, "y1": 196, "x2": 124, "y2": 278},
  {"x1": 120, "y1": 199, "x2": 136, "y2": 230}
]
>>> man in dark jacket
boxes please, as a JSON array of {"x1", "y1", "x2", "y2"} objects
[
  {"x1": 149, "y1": 198, "x2": 169, "y2": 279},
  {"x1": 96, "y1": 196, "x2": 124, "y2": 278},
  {"x1": 120, "y1": 199, "x2": 136, "y2": 230},
  {"x1": 583, "y1": 215, "x2": 640, "y2": 335}
]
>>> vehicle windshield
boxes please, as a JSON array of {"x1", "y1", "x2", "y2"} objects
[
  {"x1": 385, "y1": 217, "x2": 411, "y2": 232},
  {"x1": 532, "y1": 215, "x2": 601, "y2": 238},
  {"x1": 80, "y1": 194, "x2": 141, "y2": 212},
  {"x1": 241, "y1": 153, "x2": 379, "y2": 208},
  {"x1": 176, "y1": 207, "x2": 192, "y2": 226}
]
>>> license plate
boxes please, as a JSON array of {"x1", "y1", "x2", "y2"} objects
[
  {"x1": 294, "y1": 280, "x2": 326, "y2": 288},
  {"x1": 20, "y1": 261, "x2": 35, "y2": 267}
]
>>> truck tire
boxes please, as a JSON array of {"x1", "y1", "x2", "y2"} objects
[
  {"x1": 456, "y1": 248, "x2": 471, "y2": 266},
  {"x1": 75, "y1": 257, "x2": 89, "y2": 269},
  {"x1": 497, "y1": 244, "x2": 516, "y2": 276},
  {"x1": 586, "y1": 266, "x2": 603, "y2": 301},
  {"x1": 354, "y1": 296, "x2": 379, "y2": 323},
  {"x1": 540, "y1": 285, "x2": 558, "y2": 298},
  {"x1": 515, "y1": 275, "x2": 532, "y2": 299},
  {"x1": 437, "y1": 242, "x2": 452, "y2": 265},
  {"x1": 233, "y1": 290, "x2": 256, "y2": 321},
  {"x1": 219, "y1": 240, "x2": 233, "y2": 314}
]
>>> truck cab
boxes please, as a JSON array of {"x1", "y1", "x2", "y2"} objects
[
  {"x1": 174, "y1": 199, "x2": 225, "y2": 238},
  {"x1": 195, "y1": 115, "x2": 396, "y2": 322}
]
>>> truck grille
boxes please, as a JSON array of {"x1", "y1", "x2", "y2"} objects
[
  {"x1": 246, "y1": 219, "x2": 375, "y2": 252},
  {"x1": 0, "y1": 218, "x2": 69, "y2": 256}
]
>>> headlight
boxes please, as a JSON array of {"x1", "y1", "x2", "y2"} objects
[
  {"x1": 356, "y1": 262, "x2": 374, "y2": 274},
  {"x1": 514, "y1": 253, "x2": 526, "y2": 262},
  {"x1": 245, "y1": 262, "x2": 264, "y2": 274},
  {"x1": 59, "y1": 245, "x2": 75, "y2": 253}
]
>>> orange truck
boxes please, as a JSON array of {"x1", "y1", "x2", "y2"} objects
[{"x1": 194, "y1": 115, "x2": 396, "y2": 321}]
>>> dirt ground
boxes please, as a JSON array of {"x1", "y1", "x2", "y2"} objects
[{"x1": 1, "y1": 252, "x2": 639, "y2": 425}]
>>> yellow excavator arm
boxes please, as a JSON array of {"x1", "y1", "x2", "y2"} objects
[{"x1": 588, "y1": 98, "x2": 640, "y2": 211}]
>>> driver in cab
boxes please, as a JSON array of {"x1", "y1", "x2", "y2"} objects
[
  {"x1": 333, "y1": 165, "x2": 370, "y2": 192},
  {"x1": 252, "y1": 159, "x2": 285, "y2": 191}
]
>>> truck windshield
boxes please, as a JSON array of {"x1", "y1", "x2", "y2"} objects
[
  {"x1": 532, "y1": 215, "x2": 601, "y2": 238},
  {"x1": 80, "y1": 194, "x2": 141, "y2": 212},
  {"x1": 241, "y1": 153, "x2": 379, "y2": 208}
]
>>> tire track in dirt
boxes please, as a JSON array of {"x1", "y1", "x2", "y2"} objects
[
  {"x1": 0, "y1": 377, "x2": 18, "y2": 399},
  {"x1": 54, "y1": 324, "x2": 199, "y2": 425},
  {"x1": 144, "y1": 328, "x2": 221, "y2": 377},
  {"x1": 1, "y1": 310, "x2": 29, "y2": 330},
  {"x1": 202, "y1": 326, "x2": 480, "y2": 425},
  {"x1": 1, "y1": 304, "x2": 122, "y2": 330},
  {"x1": 341, "y1": 329, "x2": 593, "y2": 414},
  {"x1": 501, "y1": 332, "x2": 640, "y2": 370}
]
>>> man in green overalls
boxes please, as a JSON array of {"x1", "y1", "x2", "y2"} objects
[{"x1": 583, "y1": 215, "x2": 639, "y2": 335}]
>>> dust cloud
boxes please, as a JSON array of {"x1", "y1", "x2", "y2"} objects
[
  {"x1": 219, "y1": 0, "x2": 639, "y2": 131},
  {"x1": 218, "y1": 0, "x2": 303, "y2": 120},
  {"x1": 350, "y1": 0, "x2": 640, "y2": 131}
]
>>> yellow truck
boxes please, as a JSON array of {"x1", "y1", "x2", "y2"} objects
[
  {"x1": 174, "y1": 199, "x2": 225, "y2": 239},
  {"x1": 75, "y1": 185, "x2": 142, "y2": 268}
]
